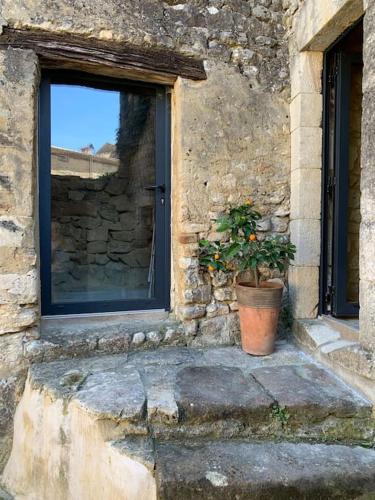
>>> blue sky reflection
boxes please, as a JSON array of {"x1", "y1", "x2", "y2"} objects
[{"x1": 51, "y1": 84, "x2": 120, "y2": 152}]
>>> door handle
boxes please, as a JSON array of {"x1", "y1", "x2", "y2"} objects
[{"x1": 144, "y1": 184, "x2": 166, "y2": 193}]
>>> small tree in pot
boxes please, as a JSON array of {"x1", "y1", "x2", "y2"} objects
[{"x1": 199, "y1": 200, "x2": 296, "y2": 356}]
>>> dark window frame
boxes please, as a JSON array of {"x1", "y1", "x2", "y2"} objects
[
  {"x1": 320, "y1": 19, "x2": 363, "y2": 318},
  {"x1": 39, "y1": 70, "x2": 171, "y2": 315}
]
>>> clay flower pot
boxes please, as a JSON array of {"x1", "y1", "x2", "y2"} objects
[{"x1": 235, "y1": 281, "x2": 283, "y2": 356}]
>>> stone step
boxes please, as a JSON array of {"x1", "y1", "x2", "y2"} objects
[
  {"x1": 24, "y1": 316, "x2": 185, "y2": 363},
  {"x1": 3, "y1": 345, "x2": 375, "y2": 499},
  {"x1": 155, "y1": 440, "x2": 375, "y2": 499},
  {"x1": 19, "y1": 345, "x2": 375, "y2": 444}
]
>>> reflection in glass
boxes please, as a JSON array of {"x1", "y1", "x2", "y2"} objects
[{"x1": 50, "y1": 85, "x2": 156, "y2": 304}]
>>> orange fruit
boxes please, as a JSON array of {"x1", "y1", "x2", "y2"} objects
[
  {"x1": 249, "y1": 234, "x2": 257, "y2": 241},
  {"x1": 214, "y1": 253, "x2": 220, "y2": 260},
  {"x1": 208, "y1": 265, "x2": 215, "y2": 272}
]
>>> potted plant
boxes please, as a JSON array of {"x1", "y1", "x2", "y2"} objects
[{"x1": 199, "y1": 200, "x2": 296, "y2": 356}]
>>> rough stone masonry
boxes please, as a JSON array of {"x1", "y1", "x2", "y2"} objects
[{"x1": 0, "y1": 0, "x2": 293, "y2": 469}]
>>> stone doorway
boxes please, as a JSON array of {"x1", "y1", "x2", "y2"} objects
[
  {"x1": 321, "y1": 19, "x2": 363, "y2": 318},
  {"x1": 39, "y1": 72, "x2": 171, "y2": 316}
]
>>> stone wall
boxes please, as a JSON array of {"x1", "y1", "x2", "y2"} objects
[
  {"x1": 0, "y1": 48, "x2": 39, "y2": 469},
  {"x1": 0, "y1": 0, "x2": 292, "y2": 468},
  {"x1": 360, "y1": 0, "x2": 375, "y2": 350}
]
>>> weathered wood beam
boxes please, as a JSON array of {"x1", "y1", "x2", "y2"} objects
[{"x1": 0, "y1": 27, "x2": 207, "y2": 84}]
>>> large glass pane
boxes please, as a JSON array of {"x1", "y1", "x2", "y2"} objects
[{"x1": 50, "y1": 84, "x2": 156, "y2": 304}]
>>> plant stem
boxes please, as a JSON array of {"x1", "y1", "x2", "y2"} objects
[{"x1": 254, "y1": 267, "x2": 260, "y2": 288}]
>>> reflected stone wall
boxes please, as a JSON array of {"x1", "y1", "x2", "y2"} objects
[{"x1": 51, "y1": 95, "x2": 156, "y2": 302}]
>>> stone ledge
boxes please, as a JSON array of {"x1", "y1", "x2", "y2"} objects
[
  {"x1": 293, "y1": 319, "x2": 375, "y2": 402},
  {"x1": 156, "y1": 440, "x2": 375, "y2": 500}
]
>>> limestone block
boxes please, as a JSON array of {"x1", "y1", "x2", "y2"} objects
[
  {"x1": 360, "y1": 91, "x2": 375, "y2": 220},
  {"x1": 110, "y1": 195, "x2": 131, "y2": 212},
  {"x1": 0, "y1": 332, "x2": 27, "y2": 376},
  {"x1": 363, "y1": 3, "x2": 375, "y2": 92},
  {"x1": 0, "y1": 248, "x2": 36, "y2": 275},
  {"x1": 183, "y1": 285, "x2": 211, "y2": 305},
  {"x1": 195, "y1": 313, "x2": 239, "y2": 346},
  {"x1": 146, "y1": 331, "x2": 163, "y2": 344},
  {"x1": 213, "y1": 287, "x2": 234, "y2": 301},
  {"x1": 290, "y1": 219, "x2": 320, "y2": 266},
  {"x1": 119, "y1": 212, "x2": 136, "y2": 229},
  {"x1": 271, "y1": 216, "x2": 288, "y2": 233},
  {"x1": 183, "y1": 320, "x2": 198, "y2": 338},
  {"x1": 290, "y1": 93, "x2": 322, "y2": 133},
  {"x1": 257, "y1": 218, "x2": 271, "y2": 232},
  {"x1": 290, "y1": 50, "x2": 323, "y2": 100},
  {"x1": 178, "y1": 305, "x2": 206, "y2": 320},
  {"x1": 87, "y1": 241, "x2": 107, "y2": 254},
  {"x1": 108, "y1": 240, "x2": 131, "y2": 253},
  {"x1": 291, "y1": 127, "x2": 322, "y2": 171},
  {"x1": 0, "y1": 49, "x2": 38, "y2": 149},
  {"x1": 0, "y1": 374, "x2": 25, "y2": 472},
  {"x1": 0, "y1": 270, "x2": 38, "y2": 305},
  {"x1": 360, "y1": 220, "x2": 375, "y2": 282},
  {"x1": 0, "y1": 216, "x2": 34, "y2": 249},
  {"x1": 359, "y1": 279, "x2": 375, "y2": 351},
  {"x1": 290, "y1": 169, "x2": 321, "y2": 220},
  {"x1": 87, "y1": 226, "x2": 108, "y2": 242},
  {"x1": 294, "y1": 0, "x2": 364, "y2": 51},
  {"x1": 212, "y1": 271, "x2": 230, "y2": 288},
  {"x1": 289, "y1": 265, "x2": 319, "y2": 319},
  {"x1": 178, "y1": 233, "x2": 198, "y2": 244},
  {"x1": 206, "y1": 303, "x2": 229, "y2": 318},
  {"x1": 132, "y1": 332, "x2": 146, "y2": 346},
  {"x1": 0, "y1": 149, "x2": 35, "y2": 217},
  {"x1": 0, "y1": 305, "x2": 37, "y2": 335}
]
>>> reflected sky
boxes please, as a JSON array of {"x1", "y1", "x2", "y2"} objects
[{"x1": 51, "y1": 84, "x2": 120, "y2": 152}]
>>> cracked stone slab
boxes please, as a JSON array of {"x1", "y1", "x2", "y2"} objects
[
  {"x1": 29, "y1": 354, "x2": 129, "y2": 398},
  {"x1": 143, "y1": 365, "x2": 179, "y2": 425},
  {"x1": 175, "y1": 366, "x2": 273, "y2": 424},
  {"x1": 75, "y1": 366, "x2": 146, "y2": 422},
  {"x1": 155, "y1": 440, "x2": 375, "y2": 500},
  {"x1": 251, "y1": 364, "x2": 372, "y2": 421}
]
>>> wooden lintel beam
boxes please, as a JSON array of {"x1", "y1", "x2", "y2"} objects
[{"x1": 0, "y1": 27, "x2": 207, "y2": 83}]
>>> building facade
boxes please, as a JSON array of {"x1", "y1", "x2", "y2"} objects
[{"x1": 0, "y1": 0, "x2": 374, "y2": 487}]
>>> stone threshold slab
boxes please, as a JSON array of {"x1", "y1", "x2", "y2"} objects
[
  {"x1": 24, "y1": 317, "x2": 186, "y2": 364},
  {"x1": 293, "y1": 318, "x2": 375, "y2": 402},
  {"x1": 28, "y1": 345, "x2": 374, "y2": 445}
]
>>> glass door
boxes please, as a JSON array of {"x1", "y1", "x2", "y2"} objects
[
  {"x1": 321, "y1": 20, "x2": 362, "y2": 317},
  {"x1": 39, "y1": 72, "x2": 170, "y2": 315}
]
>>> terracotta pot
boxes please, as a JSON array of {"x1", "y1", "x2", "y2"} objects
[{"x1": 236, "y1": 281, "x2": 283, "y2": 356}]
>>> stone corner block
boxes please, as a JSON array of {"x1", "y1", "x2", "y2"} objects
[
  {"x1": 291, "y1": 126, "x2": 322, "y2": 171},
  {"x1": 290, "y1": 219, "x2": 321, "y2": 266},
  {"x1": 359, "y1": 279, "x2": 375, "y2": 352},
  {"x1": 290, "y1": 93, "x2": 323, "y2": 133},
  {"x1": 288, "y1": 265, "x2": 319, "y2": 319},
  {"x1": 290, "y1": 51, "x2": 323, "y2": 100},
  {"x1": 290, "y1": 168, "x2": 321, "y2": 220}
]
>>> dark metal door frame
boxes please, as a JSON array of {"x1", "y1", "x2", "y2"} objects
[
  {"x1": 320, "y1": 25, "x2": 362, "y2": 318},
  {"x1": 39, "y1": 71, "x2": 171, "y2": 316}
]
